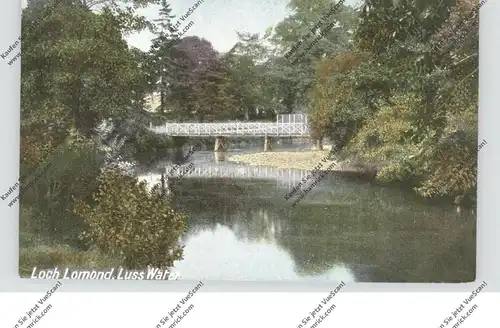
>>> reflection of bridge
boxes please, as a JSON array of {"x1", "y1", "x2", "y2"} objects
[
  {"x1": 138, "y1": 163, "x2": 311, "y2": 189},
  {"x1": 149, "y1": 114, "x2": 310, "y2": 151}
]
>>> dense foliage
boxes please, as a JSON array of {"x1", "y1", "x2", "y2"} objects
[
  {"x1": 301, "y1": 0, "x2": 478, "y2": 203},
  {"x1": 73, "y1": 169, "x2": 187, "y2": 269},
  {"x1": 20, "y1": 0, "x2": 478, "y2": 275},
  {"x1": 216, "y1": 0, "x2": 478, "y2": 203},
  {"x1": 20, "y1": 0, "x2": 187, "y2": 275}
]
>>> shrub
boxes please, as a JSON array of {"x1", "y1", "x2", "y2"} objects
[
  {"x1": 73, "y1": 169, "x2": 187, "y2": 269},
  {"x1": 136, "y1": 131, "x2": 174, "y2": 154},
  {"x1": 119, "y1": 129, "x2": 175, "y2": 164},
  {"x1": 20, "y1": 130, "x2": 105, "y2": 248}
]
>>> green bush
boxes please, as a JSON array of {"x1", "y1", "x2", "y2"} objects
[
  {"x1": 121, "y1": 129, "x2": 175, "y2": 164},
  {"x1": 73, "y1": 168, "x2": 187, "y2": 269},
  {"x1": 136, "y1": 132, "x2": 173, "y2": 154},
  {"x1": 20, "y1": 131, "x2": 104, "y2": 248}
]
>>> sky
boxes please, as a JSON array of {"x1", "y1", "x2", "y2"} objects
[
  {"x1": 126, "y1": 0, "x2": 362, "y2": 53},
  {"x1": 20, "y1": 0, "x2": 361, "y2": 53}
]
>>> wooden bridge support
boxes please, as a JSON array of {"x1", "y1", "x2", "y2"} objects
[
  {"x1": 214, "y1": 136, "x2": 228, "y2": 152},
  {"x1": 264, "y1": 136, "x2": 272, "y2": 152},
  {"x1": 315, "y1": 137, "x2": 324, "y2": 150},
  {"x1": 159, "y1": 173, "x2": 172, "y2": 196}
]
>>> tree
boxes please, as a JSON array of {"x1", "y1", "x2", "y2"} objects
[
  {"x1": 341, "y1": 0, "x2": 478, "y2": 202},
  {"x1": 20, "y1": 0, "x2": 189, "y2": 274},
  {"x1": 269, "y1": 0, "x2": 357, "y2": 110},
  {"x1": 73, "y1": 169, "x2": 187, "y2": 269},
  {"x1": 223, "y1": 33, "x2": 278, "y2": 121},
  {"x1": 147, "y1": 0, "x2": 180, "y2": 115},
  {"x1": 307, "y1": 51, "x2": 366, "y2": 149},
  {"x1": 166, "y1": 36, "x2": 235, "y2": 122},
  {"x1": 22, "y1": 1, "x2": 147, "y2": 141}
]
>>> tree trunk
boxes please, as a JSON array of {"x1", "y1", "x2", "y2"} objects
[
  {"x1": 160, "y1": 75, "x2": 165, "y2": 115},
  {"x1": 160, "y1": 173, "x2": 166, "y2": 195}
]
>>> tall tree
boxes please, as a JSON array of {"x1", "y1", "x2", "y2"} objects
[
  {"x1": 269, "y1": 0, "x2": 358, "y2": 110},
  {"x1": 307, "y1": 52, "x2": 366, "y2": 149},
  {"x1": 21, "y1": 0, "x2": 147, "y2": 163},
  {"x1": 224, "y1": 32, "x2": 278, "y2": 121},
  {"x1": 147, "y1": 0, "x2": 179, "y2": 115},
  {"x1": 167, "y1": 36, "x2": 234, "y2": 122}
]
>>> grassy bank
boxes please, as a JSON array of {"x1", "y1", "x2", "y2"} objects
[{"x1": 19, "y1": 243, "x2": 121, "y2": 278}]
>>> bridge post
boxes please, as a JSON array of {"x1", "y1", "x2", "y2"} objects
[
  {"x1": 264, "y1": 135, "x2": 272, "y2": 152},
  {"x1": 214, "y1": 136, "x2": 228, "y2": 152},
  {"x1": 315, "y1": 137, "x2": 324, "y2": 150}
]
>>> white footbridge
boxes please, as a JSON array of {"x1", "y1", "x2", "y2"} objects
[
  {"x1": 149, "y1": 114, "x2": 309, "y2": 137},
  {"x1": 138, "y1": 163, "x2": 312, "y2": 189}
]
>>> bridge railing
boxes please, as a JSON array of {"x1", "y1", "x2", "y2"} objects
[
  {"x1": 148, "y1": 113, "x2": 310, "y2": 137},
  {"x1": 150, "y1": 121, "x2": 309, "y2": 137},
  {"x1": 276, "y1": 113, "x2": 307, "y2": 125}
]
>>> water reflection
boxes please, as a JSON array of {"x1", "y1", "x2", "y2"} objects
[
  {"x1": 140, "y1": 162, "x2": 310, "y2": 190},
  {"x1": 214, "y1": 151, "x2": 226, "y2": 162},
  {"x1": 138, "y1": 152, "x2": 476, "y2": 282},
  {"x1": 174, "y1": 223, "x2": 356, "y2": 282}
]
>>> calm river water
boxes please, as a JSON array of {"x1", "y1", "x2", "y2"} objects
[{"x1": 138, "y1": 145, "x2": 476, "y2": 283}]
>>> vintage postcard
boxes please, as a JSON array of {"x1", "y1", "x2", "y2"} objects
[{"x1": 16, "y1": 0, "x2": 477, "y2": 282}]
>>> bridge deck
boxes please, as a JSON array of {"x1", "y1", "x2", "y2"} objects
[{"x1": 149, "y1": 114, "x2": 310, "y2": 137}]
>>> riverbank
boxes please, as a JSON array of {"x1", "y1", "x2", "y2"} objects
[{"x1": 227, "y1": 147, "x2": 357, "y2": 173}]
